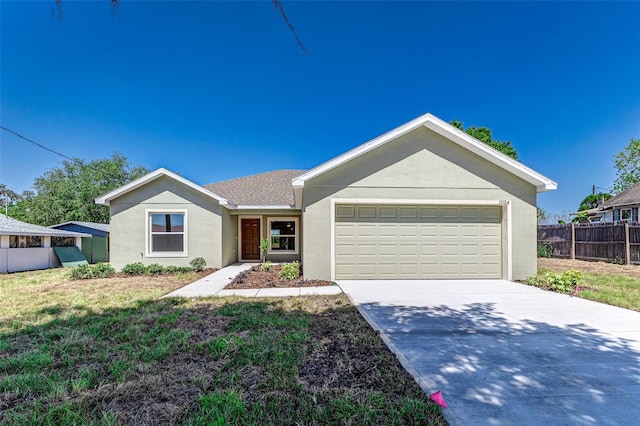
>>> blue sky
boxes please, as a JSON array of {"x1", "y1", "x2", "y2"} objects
[{"x1": 1, "y1": 1, "x2": 639, "y2": 218}]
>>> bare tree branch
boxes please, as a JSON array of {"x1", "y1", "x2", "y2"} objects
[{"x1": 272, "y1": 0, "x2": 310, "y2": 55}]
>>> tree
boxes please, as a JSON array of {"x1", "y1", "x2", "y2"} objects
[
  {"x1": 537, "y1": 207, "x2": 549, "y2": 224},
  {"x1": 450, "y1": 119, "x2": 519, "y2": 160},
  {"x1": 12, "y1": 153, "x2": 148, "y2": 226},
  {"x1": 577, "y1": 193, "x2": 611, "y2": 211},
  {"x1": 613, "y1": 138, "x2": 640, "y2": 194}
]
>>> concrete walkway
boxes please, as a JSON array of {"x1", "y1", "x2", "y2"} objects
[
  {"x1": 338, "y1": 279, "x2": 640, "y2": 426},
  {"x1": 164, "y1": 263, "x2": 341, "y2": 298}
]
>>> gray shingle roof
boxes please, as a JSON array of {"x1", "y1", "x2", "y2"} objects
[
  {"x1": 0, "y1": 214, "x2": 91, "y2": 237},
  {"x1": 204, "y1": 170, "x2": 306, "y2": 206},
  {"x1": 602, "y1": 182, "x2": 640, "y2": 209},
  {"x1": 50, "y1": 221, "x2": 110, "y2": 233}
]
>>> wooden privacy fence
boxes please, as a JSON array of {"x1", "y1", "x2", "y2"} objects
[{"x1": 538, "y1": 222, "x2": 640, "y2": 264}]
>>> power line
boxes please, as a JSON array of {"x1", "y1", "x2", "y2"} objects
[{"x1": 1, "y1": 126, "x2": 76, "y2": 162}]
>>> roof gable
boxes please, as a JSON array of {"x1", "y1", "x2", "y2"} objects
[
  {"x1": 95, "y1": 168, "x2": 230, "y2": 206},
  {"x1": 292, "y1": 113, "x2": 557, "y2": 193}
]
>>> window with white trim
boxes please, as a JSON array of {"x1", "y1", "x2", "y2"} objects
[
  {"x1": 149, "y1": 212, "x2": 186, "y2": 254},
  {"x1": 268, "y1": 218, "x2": 298, "y2": 253},
  {"x1": 622, "y1": 209, "x2": 632, "y2": 220}
]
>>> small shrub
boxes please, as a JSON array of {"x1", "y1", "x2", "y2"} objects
[
  {"x1": 190, "y1": 257, "x2": 207, "y2": 272},
  {"x1": 146, "y1": 263, "x2": 165, "y2": 276},
  {"x1": 525, "y1": 275, "x2": 543, "y2": 287},
  {"x1": 91, "y1": 263, "x2": 115, "y2": 278},
  {"x1": 546, "y1": 270, "x2": 583, "y2": 293},
  {"x1": 165, "y1": 266, "x2": 193, "y2": 274},
  {"x1": 260, "y1": 239, "x2": 269, "y2": 261},
  {"x1": 278, "y1": 261, "x2": 300, "y2": 280},
  {"x1": 122, "y1": 262, "x2": 147, "y2": 276},
  {"x1": 260, "y1": 261, "x2": 273, "y2": 272},
  {"x1": 537, "y1": 242, "x2": 552, "y2": 258},
  {"x1": 69, "y1": 264, "x2": 93, "y2": 280}
]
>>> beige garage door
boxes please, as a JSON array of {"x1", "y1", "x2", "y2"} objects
[{"x1": 335, "y1": 205, "x2": 502, "y2": 279}]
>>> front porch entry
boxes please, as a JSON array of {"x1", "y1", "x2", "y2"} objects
[{"x1": 240, "y1": 218, "x2": 260, "y2": 261}]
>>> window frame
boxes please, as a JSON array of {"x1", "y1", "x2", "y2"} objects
[
  {"x1": 145, "y1": 209, "x2": 188, "y2": 257},
  {"x1": 621, "y1": 208, "x2": 632, "y2": 220},
  {"x1": 267, "y1": 217, "x2": 299, "y2": 254}
]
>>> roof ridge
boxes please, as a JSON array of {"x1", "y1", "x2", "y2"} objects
[{"x1": 204, "y1": 169, "x2": 307, "y2": 187}]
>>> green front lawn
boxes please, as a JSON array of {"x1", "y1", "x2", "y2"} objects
[
  {"x1": 537, "y1": 267, "x2": 640, "y2": 312},
  {"x1": 0, "y1": 269, "x2": 446, "y2": 425}
]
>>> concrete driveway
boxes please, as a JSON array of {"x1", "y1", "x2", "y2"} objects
[{"x1": 337, "y1": 280, "x2": 640, "y2": 425}]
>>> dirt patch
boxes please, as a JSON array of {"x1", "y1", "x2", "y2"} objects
[
  {"x1": 539, "y1": 258, "x2": 640, "y2": 279},
  {"x1": 225, "y1": 265, "x2": 335, "y2": 289}
]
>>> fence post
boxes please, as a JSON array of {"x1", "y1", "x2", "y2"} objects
[
  {"x1": 570, "y1": 223, "x2": 575, "y2": 260},
  {"x1": 625, "y1": 222, "x2": 631, "y2": 264}
]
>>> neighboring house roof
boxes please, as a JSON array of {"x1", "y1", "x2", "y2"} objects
[
  {"x1": 95, "y1": 168, "x2": 231, "y2": 207},
  {"x1": 50, "y1": 221, "x2": 110, "y2": 233},
  {"x1": 292, "y1": 112, "x2": 557, "y2": 193},
  {"x1": 0, "y1": 214, "x2": 91, "y2": 237},
  {"x1": 204, "y1": 170, "x2": 306, "y2": 207},
  {"x1": 602, "y1": 181, "x2": 640, "y2": 209}
]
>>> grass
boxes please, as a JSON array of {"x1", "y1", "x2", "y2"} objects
[
  {"x1": 537, "y1": 259, "x2": 640, "y2": 312},
  {"x1": 0, "y1": 269, "x2": 446, "y2": 425}
]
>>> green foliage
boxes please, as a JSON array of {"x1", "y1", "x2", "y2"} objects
[
  {"x1": 278, "y1": 261, "x2": 300, "y2": 280},
  {"x1": 68, "y1": 263, "x2": 115, "y2": 280},
  {"x1": 260, "y1": 238, "x2": 269, "y2": 262},
  {"x1": 190, "y1": 257, "x2": 207, "y2": 272},
  {"x1": 146, "y1": 263, "x2": 165, "y2": 276},
  {"x1": 526, "y1": 270, "x2": 583, "y2": 294},
  {"x1": 450, "y1": 119, "x2": 519, "y2": 160},
  {"x1": 537, "y1": 207, "x2": 548, "y2": 224},
  {"x1": 122, "y1": 262, "x2": 147, "y2": 276},
  {"x1": 613, "y1": 138, "x2": 640, "y2": 194},
  {"x1": 9, "y1": 153, "x2": 148, "y2": 226},
  {"x1": 260, "y1": 261, "x2": 273, "y2": 272},
  {"x1": 537, "y1": 242, "x2": 552, "y2": 258},
  {"x1": 68, "y1": 264, "x2": 93, "y2": 280},
  {"x1": 90, "y1": 263, "x2": 116, "y2": 278},
  {"x1": 165, "y1": 265, "x2": 193, "y2": 274},
  {"x1": 578, "y1": 193, "x2": 611, "y2": 211}
]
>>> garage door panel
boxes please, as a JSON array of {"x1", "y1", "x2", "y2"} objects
[{"x1": 335, "y1": 205, "x2": 502, "y2": 279}]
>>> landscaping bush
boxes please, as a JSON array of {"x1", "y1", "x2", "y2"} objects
[
  {"x1": 190, "y1": 257, "x2": 207, "y2": 272},
  {"x1": 146, "y1": 263, "x2": 165, "y2": 276},
  {"x1": 525, "y1": 269, "x2": 584, "y2": 294},
  {"x1": 91, "y1": 263, "x2": 116, "y2": 278},
  {"x1": 278, "y1": 261, "x2": 300, "y2": 280},
  {"x1": 122, "y1": 262, "x2": 147, "y2": 276},
  {"x1": 260, "y1": 261, "x2": 273, "y2": 272},
  {"x1": 165, "y1": 265, "x2": 193, "y2": 274},
  {"x1": 69, "y1": 263, "x2": 116, "y2": 280},
  {"x1": 537, "y1": 242, "x2": 552, "y2": 258},
  {"x1": 68, "y1": 264, "x2": 93, "y2": 280}
]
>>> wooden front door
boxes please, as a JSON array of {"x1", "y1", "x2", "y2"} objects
[{"x1": 241, "y1": 219, "x2": 260, "y2": 260}]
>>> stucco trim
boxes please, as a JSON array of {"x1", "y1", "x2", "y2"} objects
[
  {"x1": 329, "y1": 198, "x2": 512, "y2": 281},
  {"x1": 293, "y1": 113, "x2": 557, "y2": 196},
  {"x1": 96, "y1": 168, "x2": 232, "y2": 207}
]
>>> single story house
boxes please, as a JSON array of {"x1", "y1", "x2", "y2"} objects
[
  {"x1": 0, "y1": 214, "x2": 90, "y2": 273},
  {"x1": 96, "y1": 113, "x2": 557, "y2": 281},
  {"x1": 601, "y1": 181, "x2": 640, "y2": 222},
  {"x1": 49, "y1": 221, "x2": 110, "y2": 263}
]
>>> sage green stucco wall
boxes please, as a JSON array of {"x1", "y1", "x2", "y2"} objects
[
  {"x1": 109, "y1": 176, "x2": 223, "y2": 270},
  {"x1": 301, "y1": 126, "x2": 538, "y2": 281}
]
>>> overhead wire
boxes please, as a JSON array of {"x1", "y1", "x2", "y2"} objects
[{"x1": 1, "y1": 125, "x2": 77, "y2": 162}]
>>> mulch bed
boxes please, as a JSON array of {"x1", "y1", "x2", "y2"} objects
[{"x1": 225, "y1": 265, "x2": 335, "y2": 289}]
